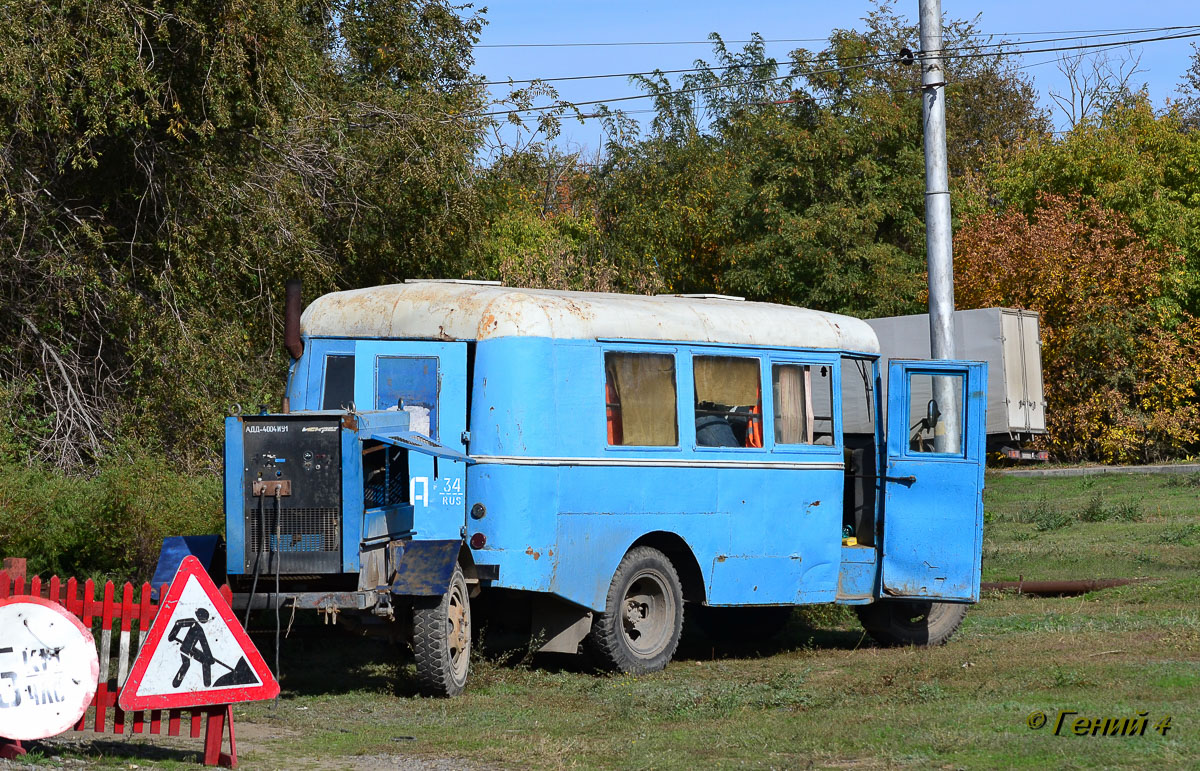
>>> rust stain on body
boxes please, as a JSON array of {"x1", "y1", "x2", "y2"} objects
[
  {"x1": 478, "y1": 311, "x2": 499, "y2": 337},
  {"x1": 525, "y1": 546, "x2": 541, "y2": 560}
]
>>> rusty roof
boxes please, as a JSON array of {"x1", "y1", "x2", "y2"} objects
[{"x1": 300, "y1": 281, "x2": 880, "y2": 353}]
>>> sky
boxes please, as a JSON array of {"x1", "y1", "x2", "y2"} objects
[{"x1": 469, "y1": 1, "x2": 1200, "y2": 155}]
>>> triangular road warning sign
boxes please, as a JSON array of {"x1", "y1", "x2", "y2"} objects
[{"x1": 120, "y1": 556, "x2": 279, "y2": 710}]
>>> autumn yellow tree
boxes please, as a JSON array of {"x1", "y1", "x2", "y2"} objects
[{"x1": 955, "y1": 194, "x2": 1200, "y2": 462}]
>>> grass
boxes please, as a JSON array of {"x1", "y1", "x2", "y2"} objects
[
  {"x1": 982, "y1": 472, "x2": 1200, "y2": 582},
  {"x1": 22, "y1": 472, "x2": 1200, "y2": 769}
]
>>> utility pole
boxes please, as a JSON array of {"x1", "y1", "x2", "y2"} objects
[{"x1": 918, "y1": 0, "x2": 960, "y2": 452}]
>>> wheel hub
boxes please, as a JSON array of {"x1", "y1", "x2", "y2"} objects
[{"x1": 620, "y1": 572, "x2": 672, "y2": 655}]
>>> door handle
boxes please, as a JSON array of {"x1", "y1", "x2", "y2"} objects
[{"x1": 847, "y1": 474, "x2": 917, "y2": 485}]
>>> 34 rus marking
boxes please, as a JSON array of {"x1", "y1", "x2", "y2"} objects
[{"x1": 1026, "y1": 709, "x2": 1173, "y2": 737}]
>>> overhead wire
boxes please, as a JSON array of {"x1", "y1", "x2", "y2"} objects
[
  {"x1": 473, "y1": 25, "x2": 1200, "y2": 49},
  {"x1": 476, "y1": 25, "x2": 1198, "y2": 87},
  {"x1": 466, "y1": 25, "x2": 1200, "y2": 121}
]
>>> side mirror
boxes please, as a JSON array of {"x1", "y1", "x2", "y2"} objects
[{"x1": 926, "y1": 399, "x2": 941, "y2": 429}]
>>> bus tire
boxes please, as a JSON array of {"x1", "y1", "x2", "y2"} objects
[
  {"x1": 586, "y1": 546, "x2": 683, "y2": 674},
  {"x1": 412, "y1": 563, "x2": 471, "y2": 697},
  {"x1": 854, "y1": 600, "x2": 967, "y2": 647}
]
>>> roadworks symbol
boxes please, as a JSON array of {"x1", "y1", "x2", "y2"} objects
[{"x1": 119, "y1": 556, "x2": 279, "y2": 710}]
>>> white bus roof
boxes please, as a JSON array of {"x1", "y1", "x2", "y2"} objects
[{"x1": 301, "y1": 281, "x2": 880, "y2": 354}]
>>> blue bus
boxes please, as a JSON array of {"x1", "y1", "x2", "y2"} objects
[{"x1": 224, "y1": 280, "x2": 986, "y2": 696}]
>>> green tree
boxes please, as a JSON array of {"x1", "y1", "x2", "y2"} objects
[
  {"x1": 968, "y1": 97, "x2": 1200, "y2": 315},
  {"x1": 476, "y1": 148, "x2": 624, "y2": 292},
  {"x1": 0, "y1": 0, "x2": 490, "y2": 468},
  {"x1": 593, "y1": 1, "x2": 1048, "y2": 316}
]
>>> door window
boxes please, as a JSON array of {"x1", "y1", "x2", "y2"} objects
[
  {"x1": 907, "y1": 373, "x2": 965, "y2": 454},
  {"x1": 322, "y1": 354, "x2": 355, "y2": 411},
  {"x1": 377, "y1": 356, "x2": 439, "y2": 439},
  {"x1": 841, "y1": 357, "x2": 875, "y2": 435}
]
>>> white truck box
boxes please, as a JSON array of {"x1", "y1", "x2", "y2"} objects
[{"x1": 862, "y1": 307, "x2": 1045, "y2": 448}]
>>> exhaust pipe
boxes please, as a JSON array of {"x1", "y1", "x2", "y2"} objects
[{"x1": 284, "y1": 279, "x2": 304, "y2": 360}]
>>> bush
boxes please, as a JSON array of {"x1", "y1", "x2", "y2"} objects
[
  {"x1": 1077, "y1": 494, "x2": 1110, "y2": 522},
  {"x1": 955, "y1": 192, "x2": 1200, "y2": 463},
  {"x1": 1024, "y1": 495, "x2": 1072, "y2": 531},
  {"x1": 0, "y1": 450, "x2": 221, "y2": 582},
  {"x1": 1111, "y1": 501, "x2": 1144, "y2": 522}
]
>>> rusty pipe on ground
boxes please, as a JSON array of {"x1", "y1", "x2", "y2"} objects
[
  {"x1": 285, "y1": 279, "x2": 304, "y2": 360},
  {"x1": 981, "y1": 577, "x2": 1150, "y2": 597}
]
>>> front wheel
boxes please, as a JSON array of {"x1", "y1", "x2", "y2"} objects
[
  {"x1": 586, "y1": 546, "x2": 683, "y2": 674},
  {"x1": 854, "y1": 600, "x2": 967, "y2": 647},
  {"x1": 412, "y1": 563, "x2": 471, "y2": 697}
]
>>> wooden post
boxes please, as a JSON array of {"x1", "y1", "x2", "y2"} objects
[{"x1": 202, "y1": 705, "x2": 238, "y2": 768}]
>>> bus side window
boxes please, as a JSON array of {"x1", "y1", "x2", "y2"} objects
[
  {"x1": 810, "y1": 366, "x2": 834, "y2": 443},
  {"x1": 604, "y1": 352, "x2": 678, "y2": 447},
  {"x1": 694, "y1": 356, "x2": 762, "y2": 448},
  {"x1": 772, "y1": 363, "x2": 834, "y2": 445},
  {"x1": 322, "y1": 354, "x2": 355, "y2": 411}
]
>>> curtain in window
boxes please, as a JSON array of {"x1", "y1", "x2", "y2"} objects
[
  {"x1": 773, "y1": 365, "x2": 811, "y2": 444},
  {"x1": 693, "y1": 357, "x2": 760, "y2": 407},
  {"x1": 606, "y1": 353, "x2": 677, "y2": 446}
]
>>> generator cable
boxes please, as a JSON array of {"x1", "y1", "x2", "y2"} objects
[
  {"x1": 243, "y1": 491, "x2": 266, "y2": 630},
  {"x1": 273, "y1": 487, "x2": 282, "y2": 706}
]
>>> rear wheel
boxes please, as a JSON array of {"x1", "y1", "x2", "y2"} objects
[
  {"x1": 586, "y1": 547, "x2": 683, "y2": 673},
  {"x1": 854, "y1": 600, "x2": 967, "y2": 647},
  {"x1": 413, "y1": 564, "x2": 471, "y2": 697}
]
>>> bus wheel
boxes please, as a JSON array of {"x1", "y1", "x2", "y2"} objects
[
  {"x1": 854, "y1": 600, "x2": 967, "y2": 647},
  {"x1": 587, "y1": 546, "x2": 683, "y2": 673},
  {"x1": 413, "y1": 563, "x2": 471, "y2": 697}
]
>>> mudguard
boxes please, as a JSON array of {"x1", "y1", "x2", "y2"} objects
[{"x1": 389, "y1": 539, "x2": 466, "y2": 596}]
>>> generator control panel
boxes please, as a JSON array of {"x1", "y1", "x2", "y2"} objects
[{"x1": 240, "y1": 416, "x2": 343, "y2": 573}]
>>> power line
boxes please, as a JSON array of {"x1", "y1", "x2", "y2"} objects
[
  {"x1": 466, "y1": 26, "x2": 1200, "y2": 120},
  {"x1": 510, "y1": 54, "x2": 1128, "y2": 128},
  {"x1": 477, "y1": 51, "x2": 893, "y2": 87},
  {"x1": 475, "y1": 37, "x2": 832, "y2": 49},
  {"x1": 474, "y1": 25, "x2": 1200, "y2": 50},
  {"x1": 467, "y1": 57, "x2": 881, "y2": 119},
  {"x1": 476, "y1": 25, "x2": 1196, "y2": 88},
  {"x1": 932, "y1": 27, "x2": 1200, "y2": 63}
]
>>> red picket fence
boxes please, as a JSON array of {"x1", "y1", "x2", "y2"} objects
[{"x1": 0, "y1": 559, "x2": 238, "y2": 767}]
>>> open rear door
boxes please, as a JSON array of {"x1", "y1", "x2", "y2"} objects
[
  {"x1": 881, "y1": 360, "x2": 986, "y2": 601},
  {"x1": 354, "y1": 341, "x2": 469, "y2": 541}
]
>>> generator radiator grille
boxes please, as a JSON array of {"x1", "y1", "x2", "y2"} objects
[{"x1": 246, "y1": 507, "x2": 340, "y2": 553}]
